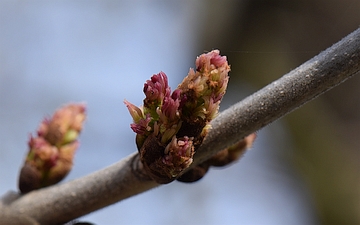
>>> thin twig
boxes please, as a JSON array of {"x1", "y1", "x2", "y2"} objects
[{"x1": 1, "y1": 27, "x2": 360, "y2": 225}]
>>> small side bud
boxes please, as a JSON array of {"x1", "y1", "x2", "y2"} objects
[
  {"x1": 162, "y1": 136, "x2": 194, "y2": 178},
  {"x1": 208, "y1": 133, "x2": 256, "y2": 167},
  {"x1": 19, "y1": 103, "x2": 86, "y2": 193},
  {"x1": 177, "y1": 133, "x2": 257, "y2": 183},
  {"x1": 176, "y1": 163, "x2": 210, "y2": 183}
]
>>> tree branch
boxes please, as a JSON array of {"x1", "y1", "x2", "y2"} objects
[{"x1": 1, "y1": 27, "x2": 360, "y2": 225}]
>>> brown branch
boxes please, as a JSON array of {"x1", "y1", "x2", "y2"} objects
[{"x1": 1, "y1": 27, "x2": 360, "y2": 225}]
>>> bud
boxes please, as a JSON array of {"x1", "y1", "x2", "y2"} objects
[
  {"x1": 38, "y1": 104, "x2": 86, "y2": 146},
  {"x1": 177, "y1": 49, "x2": 230, "y2": 123},
  {"x1": 175, "y1": 50, "x2": 230, "y2": 147},
  {"x1": 125, "y1": 50, "x2": 230, "y2": 184},
  {"x1": 143, "y1": 71, "x2": 171, "y2": 114},
  {"x1": 19, "y1": 103, "x2": 86, "y2": 193},
  {"x1": 162, "y1": 136, "x2": 194, "y2": 178},
  {"x1": 177, "y1": 133, "x2": 257, "y2": 183},
  {"x1": 208, "y1": 133, "x2": 257, "y2": 167}
]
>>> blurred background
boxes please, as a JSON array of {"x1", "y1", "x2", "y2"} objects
[{"x1": 1, "y1": 1, "x2": 359, "y2": 224}]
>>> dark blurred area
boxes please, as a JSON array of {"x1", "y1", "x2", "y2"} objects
[{"x1": 196, "y1": 1, "x2": 360, "y2": 224}]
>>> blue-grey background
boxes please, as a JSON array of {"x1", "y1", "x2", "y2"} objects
[{"x1": 1, "y1": 1, "x2": 359, "y2": 224}]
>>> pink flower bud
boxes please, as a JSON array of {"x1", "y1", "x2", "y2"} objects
[
  {"x1": 39, "y1": 103, "x2": 86, "y2": 146},
  {"x1": 143, "y1": 72, "x2": 171, "y2": 108},
  {"x1": 161, "y1": 92, "x2": 180, "y2": 122},
  {"x1": 19, "y1": 103, "x2": 86, "y2": 193},
  {"x1": 125, "y1": 50, "x2": 230, "y2": 184},
  {"x1": 177, "y1": 50, "x2": 230, "y2": 124},
  {"x1": 162, "y1": 136, "x2": 194, "y2": 177}
]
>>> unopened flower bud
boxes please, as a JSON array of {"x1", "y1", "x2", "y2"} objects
[
  {"x1": 176, "y1": 50, "x2": 230, "y2": 146},
  {"x1": 143, "y1": 71, "x2": 171, "y2": 112},
  {"x1": 39, "y1": 104, "x2": 86, "y2": 146},
  {"x1": 162, "y1": 136, "x2": 194, "y2": 178},
  {"x1": 125, "y1": 50, "x2": 230, "y2": 184},
  {"x1": 19, "y1": 103, "x2": 86, "y2": 193}
]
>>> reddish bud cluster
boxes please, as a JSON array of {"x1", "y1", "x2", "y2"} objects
[
  {"x1": 19, "y1": 103, "x2": 86, "y2": 193},
  {"x1": 125, "y1": 50, "x2": 232, "y2": 183}
]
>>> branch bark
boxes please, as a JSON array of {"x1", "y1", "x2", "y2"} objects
[{"x1": 1, "y1": 27, "x2": 360, "y2": 225}]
